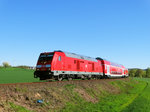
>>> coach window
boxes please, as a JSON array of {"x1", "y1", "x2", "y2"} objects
[{"x1": 59, "y1": 56, "x2": 61, "y2": 61}]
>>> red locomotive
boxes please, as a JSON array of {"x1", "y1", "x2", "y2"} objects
[{"x1": 34, "y1": 50, "x2": 128, "y2": 80}]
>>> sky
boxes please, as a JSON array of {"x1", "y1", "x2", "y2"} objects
[{"x1": 0, "y1": 0, "x2": 150, "y2": 69}]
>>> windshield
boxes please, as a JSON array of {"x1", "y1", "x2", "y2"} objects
[{"x1": 39, "y1": 53, "x2": 54, "y2": 61}]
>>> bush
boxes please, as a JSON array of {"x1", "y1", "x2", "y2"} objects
[
  {"x1": 135, "y1": 69, "x2": 144, "y2": 78},
  {"x1": 129, "y1": 69, "x2": 137, "y2": 77}
]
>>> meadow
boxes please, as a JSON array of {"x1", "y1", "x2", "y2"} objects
[{"x1": 0, "y1": 67, "x2": 40, "y2": 84}]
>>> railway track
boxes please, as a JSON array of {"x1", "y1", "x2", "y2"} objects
[{"x1": 0, "y1": 78, "x2": 128, "y2": 86}]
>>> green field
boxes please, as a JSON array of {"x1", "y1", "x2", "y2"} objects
[{"x1": 0, "y1": 67, "x2": 40, "y2": 84}]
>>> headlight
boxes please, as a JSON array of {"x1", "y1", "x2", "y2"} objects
[
  {"x1": 46, "y1": 64, "x2": 51, "y2": 68},
  {"x1": 36, "y1": 65, "x2": 42, "y2": 68}
]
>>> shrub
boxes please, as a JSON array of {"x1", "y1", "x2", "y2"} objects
[
  {"x1": 129, "y1": 69, "x2": 137, "y2": 77},
  {"x1": 135, "y1": 69, "x2": 144, "y2": 78}
]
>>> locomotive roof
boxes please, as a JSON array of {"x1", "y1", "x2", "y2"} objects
[{"x1": 56, "y1": 50, "x2": 98, "y2": 62}]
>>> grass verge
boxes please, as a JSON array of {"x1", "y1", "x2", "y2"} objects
[
  {"x1": 123, "y1": 78, "x2": 150, "y2": 112},
  {"x1": 60, "y1": 78, "x2": 147, "y2": 112}
]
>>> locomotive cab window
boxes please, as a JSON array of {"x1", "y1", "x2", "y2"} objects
[
  {"x1": 59, "y1": 56, "x2": 61, "y2": 61},
  {"x1": 39, "y1": 53, "x2": 54, "y2": 61}
]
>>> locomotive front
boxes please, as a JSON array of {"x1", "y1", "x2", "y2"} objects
[{"x1": 34, "y1": 52, "x2": 54, "y2": 80}]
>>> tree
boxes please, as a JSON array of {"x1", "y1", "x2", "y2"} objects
[
  {"x1": 2, "y1": 62, "x2": 10, "y2": 68},
  {"x1": 129, "y1": 69, "x2": 137, "y2": 77},
  {"x1": 135, "y1": 69, "x2": 144, "y2": 78},
  {"x1": 146, "y1": 68, "x2": 150, "y2": 78},
  {"x1": 142, "y1": 71, "x2": 146, "y2": 78}
]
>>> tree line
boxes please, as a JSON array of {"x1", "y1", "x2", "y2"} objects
[{"x1": 129, "y1": 68, "x2": 150, "y2": 78}]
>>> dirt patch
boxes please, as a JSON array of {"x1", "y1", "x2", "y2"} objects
[
  {"x1": 100, "y1": 81, "x2": 121, "y2": 94},
  {"x1": 74, "y1": 88, "x2": 98, "y2": 103}
]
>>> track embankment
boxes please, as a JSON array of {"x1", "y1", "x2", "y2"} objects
[{"x1": 0, "y1": 78, "x2": 141, "y2": 112}]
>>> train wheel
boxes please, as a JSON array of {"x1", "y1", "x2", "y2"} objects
[
  {"x1": 58, "y1": 77, "x2": 63, "y2": 81},
  {"x1": 81, "y1": 75, "x2": 85, "y2": 80},
  {"x1": 68, "y1": 77, "x2": 73, "y2": 81},
  {"x1": 88, "y1": 77, "x2": 91, "y2": 80},
  {"x1": 57, "y1": 76, "x2": 63, "y2": 81},
  {"x1": 88, "y1": 75, "x2": 92, "y2": 80},
  {"x1": 88, "y1": 78, "x2": 91, "y2": 80}
]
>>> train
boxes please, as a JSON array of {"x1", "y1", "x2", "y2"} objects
[{"x1": 34, "y1": 50, "x2": 128, "y2": 81}]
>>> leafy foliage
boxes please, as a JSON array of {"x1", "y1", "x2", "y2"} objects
[
  {"x1": 2, "y1": 62, "x2": 11, "y2": 68},
  {"x1": 129, "y1": 69, "x2": 137, "y2": 77},
  {"x1": 135, "y1": 69, "x2": 144, "y2": 78},
  {"x1": 146, "y1": 68, "x2": 150, "y2": 78},
  {"x1": 129, "y1": 68, "x2": 149, "y2": 78}
]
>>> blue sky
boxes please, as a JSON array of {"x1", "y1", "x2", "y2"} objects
[{"x1": 0, "y1": 0, "x2": 150, "y2": 69}]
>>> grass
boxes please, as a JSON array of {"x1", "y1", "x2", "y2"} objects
[
  {"x1": 61, "y1": 78, "x2": 148, "y2": 112},
  {"x1": 9, "y1": 102, "x2": 31, "y2": 112},
  {"x1": 0, "y1": 67, "x2": 40, "y2": 84},
  {"x1": 123, "y1": 78, "x2": 150, "y2": 112}
]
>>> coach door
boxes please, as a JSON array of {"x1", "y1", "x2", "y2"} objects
[
  {"x1": 122, "y1": 69, "x2": 124, "y2": 75},
  {"x1": 107, "y1": 65, "x2": 110, "y2": 74}
]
